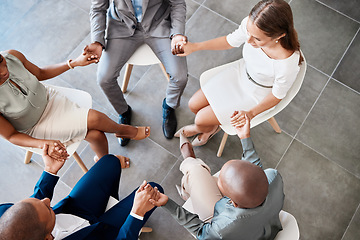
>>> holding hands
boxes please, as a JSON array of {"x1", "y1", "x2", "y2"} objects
[
  {"x1": 231, "y1": 111, "x2": 251, "y2": 139},
  {"x1": 43, "y1": 143, "x2": 67, "y2": 175},
  {"x1": 132, "y1": 180, "x2": 161, "y2": 217},
  {"x1": 171, "y1": 35, "x2": 189, "y2": 56},
  {"x1": 41, "y1": 140, "x2": 69, "y2": 162}
]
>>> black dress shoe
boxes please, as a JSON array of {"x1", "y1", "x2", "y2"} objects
[
  {"x1": 118, "y1": 105, "x2": 132, "y2": 146},
  {"x1": 162, "y1": 99, "x2": 177, "y2": 139}
]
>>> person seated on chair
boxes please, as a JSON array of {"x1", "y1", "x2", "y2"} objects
[
  {"x1": 85, "y1": 0, "x2": 188, "y2": 143},
  {"x1": 150, "y1": 113, "x2": 285, "y2": 240},
  {"x1": 0, "y1": 144, "x2": 163, "y2": 240},
  {"x1": 0, "y1": 49, "x2": 151, "y2": 167},
  {"x1": 173, "y1": 0, "x2": 304, "y2": 146}
]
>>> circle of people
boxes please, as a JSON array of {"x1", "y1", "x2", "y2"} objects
[{"x1": 0, "y1": 0, "x2": 304, "y2": 239}]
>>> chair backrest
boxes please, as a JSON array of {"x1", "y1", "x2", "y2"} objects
[
  {"x1": 127, "y1": 44, "x2": 161, "y2": 65},
  {"x1": 23, "y1": 84, "x2": 92, "y2": 156},
  {"x1": 274, "y1": 210, "x2": 300, "y2": 240}
]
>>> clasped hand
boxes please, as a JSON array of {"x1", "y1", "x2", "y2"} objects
[{"x1": 132, "y1": 180, "x2": 162, "y2": 217}]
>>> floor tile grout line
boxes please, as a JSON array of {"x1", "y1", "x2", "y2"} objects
[
  {"x1": 341, "y1": 201, "x2": 360, "y2": 240},
  {"x1": 63, "y1": 0, "x2": 89, "y2": 14},
  {"x1": 275, "y1": 133, "x2": 296, "y2": 169},
  {"x1": 328, "y1": 27, "x2": 359, "y2": 80},
  {"x1": 159, "y1": 156, "x2": 183, "y2": 186},
  {"x1": 196, "y1": 1, "x2": 240, "y2": 27},
  {"x1": 315, "y1": 0, "x2": 360, "y2": 24},
  {"x1": 292, "y1": 137, "x2": 360, "y2": 179},
  {"x1": 147, "y1": 137, "x2": 180, "y2": 159}
]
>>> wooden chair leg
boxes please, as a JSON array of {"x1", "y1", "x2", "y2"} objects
[
  {"x1": 217, "y1": 132, "x2": 228, "y2": 157},
  {"x1": 159, "y1": 63, "x2": 170, "y2": 81},
  {"x1": 122, "y1": 64, "x2": 134, "y2": 93},
  {"x1": 73, "y1": 152, "x2": 88, "y2": 173},
  {"x1": 24, "y1": 151, "x2": 33, "y2": 164},
  {"x1": 140, "y1": 227, "x2": 153, "y2": 233},
  {"x1": 268, "y1": 117, "x2": 282, "y2": 133}
]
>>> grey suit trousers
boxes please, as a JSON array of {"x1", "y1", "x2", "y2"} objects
[{"x1": 97, "y1": 24, "x2": 188, "y2": 115}]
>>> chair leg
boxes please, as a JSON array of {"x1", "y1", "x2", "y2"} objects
[
  {"x1": 159, "y1": 63, "x2": 170, "y2": 81},
  {"x1": 217, "y1": 132, "x2": 228, "y2": 157},
  {"x1": 140, "y1": 227, "x2": 152, "y2": 233},
  {"x1": 122, "y1": 64, "x2": 134, "y2": 93},
  {"x1": 268, "y1": 117, "x2": 282, "y2": 133},
  {"x1": 73, "y1": 152, "x2": 88, "y2": 173},
  {"x1": 24, "y1": 151, "x2": 33, "y2": 164}
]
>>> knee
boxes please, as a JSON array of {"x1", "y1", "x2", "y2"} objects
[
  {"x1": 97, "y1": 71, "x2": 117, "y2": 91},
  {"x1": 87, "y1": 129, "x2": 105, "y2": 142},
  {"x1": 97, "y1": 154, "x2": 122, "y2": 173},
  {"x1": 148, "y1": 182, "x2": 164, "y2": 194},
  {"x1": 188, "y1": 97, "x2": 199, "y2": 114}
]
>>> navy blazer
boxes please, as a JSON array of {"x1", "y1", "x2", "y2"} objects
[{"x1": 0, "y1": 171, "x2": 142, "y2": 240}]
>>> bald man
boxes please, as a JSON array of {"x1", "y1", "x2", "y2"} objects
[{"x1": 151, "y1": 114, "x2": 284, "y2": 240}]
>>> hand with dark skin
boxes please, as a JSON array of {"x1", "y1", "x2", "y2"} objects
[{"x1": 171, "y1": 35, "x2": 188, "y2": 55}]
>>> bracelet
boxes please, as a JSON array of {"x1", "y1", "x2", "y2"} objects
[{"x1": 67, "y1": 59, "x2": 74, "y2": 70}]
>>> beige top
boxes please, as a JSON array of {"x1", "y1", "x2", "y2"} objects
[{"x1": 0, "y1": 52, "x2": 47, "y2": 131}]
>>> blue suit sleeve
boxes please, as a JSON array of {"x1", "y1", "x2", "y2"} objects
[
  {"x1": 240, "y1": 137, "x2": 262, "y2": 168},
  {"x1": 116, "y1": 215, "x2": 143, "y2": 240},
  {"x1": 30, "y1": 171, "x2": 59, "y2": 200}
]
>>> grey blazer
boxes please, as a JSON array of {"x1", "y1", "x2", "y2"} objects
[
  {"x1": 90, "y1": 0, "x2": 186, "y2": 46},
  {"x1": 163, "y1": 138, "x2": 285, "y2": 240}
]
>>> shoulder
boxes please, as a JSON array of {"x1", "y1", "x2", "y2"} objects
[{"x1": 3, "y1": 50, "x2": 27, "y2": 65}]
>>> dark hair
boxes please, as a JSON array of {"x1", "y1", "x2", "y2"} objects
[
  {"x1": 0, "y1": 202, "x2": 47, "y2": 240},
  {"x1": 249, "y1": 0, "x2": 303, "y2": 64}
]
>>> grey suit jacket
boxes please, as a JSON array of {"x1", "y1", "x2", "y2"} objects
[
  {"x1": 163, "y1": 138, "x2": 285, "y2": 240},
  {"x1": 90, "y1": 0, "x2": 186, "y2": 46}
]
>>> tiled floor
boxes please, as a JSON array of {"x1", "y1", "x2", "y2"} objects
[{"x1": 0, "y1": 0, "x2": 359, "y2": 239}]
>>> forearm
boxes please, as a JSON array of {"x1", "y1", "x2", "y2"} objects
[
  {"x1": 169, "y1": 0, "x2": 186, "y2": 36},
  {"x1": 90, "y1": 0, "x2": 109, "y2": 46},
  {"x1": 162, "y1": 198, "x2": 204, "y2": 235},
  {"x1": 240, "y1": 137, "x2": 262, "y2": 168},
  {"x1": 7, "y1": 132, "x2": 46, "y2": 149},
  {"x1": 193, "y1": 36, "x2": 233, "y2": 52},
  {"x1": 248, "y1": 93, "x2": 281, "y2": 119}
]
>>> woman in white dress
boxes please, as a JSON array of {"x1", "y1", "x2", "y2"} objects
[
  {"x1": 0, "y1": 49, "x2": 150, "y2": 167},
  {"x1": 174, "y1": 0, "x2": 304, "y2": 146}
]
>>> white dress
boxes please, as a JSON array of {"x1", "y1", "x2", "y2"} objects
[{"x1": 201, "y1": 17, "x2": 300, "y2": 135}]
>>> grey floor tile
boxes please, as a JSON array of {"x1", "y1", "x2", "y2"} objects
[
  {"x1": 333, "y1": 32, "x2": 360, "y2": 93},
  {"x1": 70, "y1": 0, "x2": 92, "y2": 13},
  {"x1": 278, "y1": 140, "x2": 360, "y2": 240},
  {"x1": 125, "y1": 66, "x2": 201, "y2": 156},
  {"x1": 0, "y1": 0, "x2": 38, "y2": 36},
  {"x1": 342, "y1": 204, "x2": 360, "y2": 240},
  {"x1": 276, "y1": 65, "x2": 328, "y2": 136},
  {"x1": 1, "y1": 0, "x2": 90, "y2": 66},
  {"x1": 317, "y1": 0, "x2": 360, "y2": 22},
  {"x1": 297, "y1": 79, "x2": 360, "y2": 177},
  {"x1": 291, "y1": 0, "x2": 359, "y2": 75},
  {"x1": 184, "y1": 6, "x2": 242, "y2": 78},
  {"x1": 204, "y1": 0, "x2": 259, "y2": 24},
  {"x1": 140, "y1": 208, "x2": 194, "y2": 240},
  {"x1": 185, "y1": 0, "x2": 201, "y2": 21}
]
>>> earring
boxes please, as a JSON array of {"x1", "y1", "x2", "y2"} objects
[{"x1": 275, "y1": 40, "x2": 279, "y2": 43}]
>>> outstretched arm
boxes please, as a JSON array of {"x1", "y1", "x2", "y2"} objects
[
  {"x1": 0, "y1": 115, "x2": 69, "y2": 161},
  {"x1": 6, "y1": 49, "x2": 98, "y2": 81},
  {"x1": 231, "y1": 112, "x2": 262, "y2": 168},
  {"x1": 176, "y1": 36, "x2": 233, "y2": 56}
]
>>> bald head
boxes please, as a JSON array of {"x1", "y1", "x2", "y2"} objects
[{"x1": 218, "y1": 160, "x2": 268, "y2": 208}]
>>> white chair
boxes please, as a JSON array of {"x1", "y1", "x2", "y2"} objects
[
  {"x1": 201, "y1": 54, "x2": 307, "y2": 157},
  {"x1": 106, "y1": 196, "x2": 153, "y2": 239},
  {"x1": 122, "y1": 44, "x2": 169, "y2": 93},
  {"x1": 23, "y1": 84, "x2": 91, "y2": 173},
  {"x1": 182, "y1": 194, "x2": 299, "y2": 240}
]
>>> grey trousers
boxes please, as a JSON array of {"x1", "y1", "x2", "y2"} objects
[{"x1": 97, "y1": 25, "x2": 188, "y2": 115}]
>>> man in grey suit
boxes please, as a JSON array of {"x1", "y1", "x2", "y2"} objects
[
  {"x1": 150, "y1": 113, "x2": 285, "y2": 240},
  {"x1": 87, "y1": 0, "x2": 188, "y2": 144}
]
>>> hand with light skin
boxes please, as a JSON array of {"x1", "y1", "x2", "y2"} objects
[
  {"x1": 230, "y1": 110, "x2": 254, "y2": 129},
  {"x1": 83, "y1": 42, "x2": 103, "y2": 62},
  {"x1": 41, "y1": 140, "x2": 69, "y2": 162},
  {"x1": 149, "y1": 187, "x2": 169, "y2": 207},
  {"x1": 43, "y1": 143, "x2": 66, "y2": 175},
  {"x1": 131, "y1": 180, "x2": 159, "y2": 217},
  {"x1": 171, "y1": 35, "x2": 188, "y2": 55},
  {"x1": 173, "y1": 40, "x2": 195, "y2": 57},
  {"x1": 231, "y1": 111, "x2": 251, "y2": 139}
]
